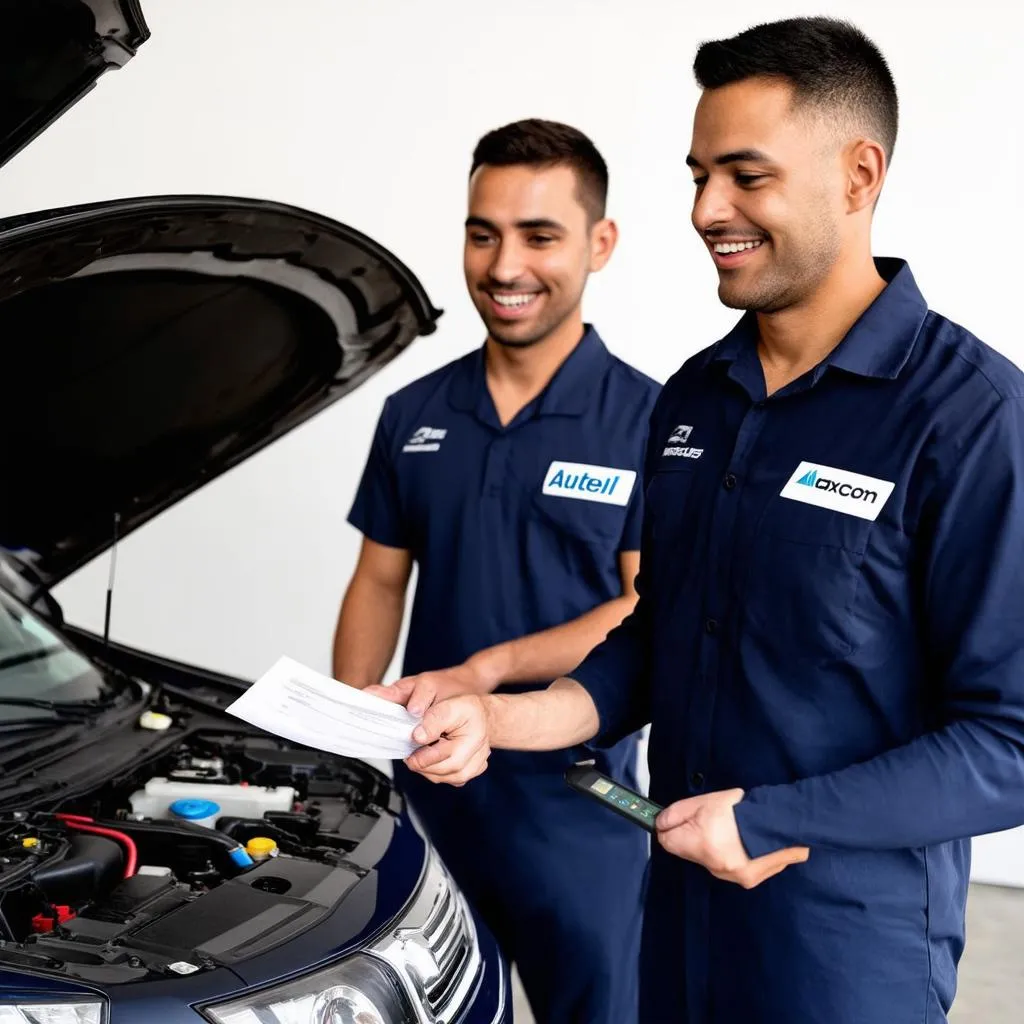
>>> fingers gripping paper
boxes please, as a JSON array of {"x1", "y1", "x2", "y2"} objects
[{"x1": 225, "y1": 656, "x2": 420, "y2": 759}]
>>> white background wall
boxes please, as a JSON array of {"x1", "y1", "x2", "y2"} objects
[{"x1": 1, "y1": 0, "x2": 1021, "y2": 883}]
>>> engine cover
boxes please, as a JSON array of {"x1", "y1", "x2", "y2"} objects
[{"x1": 0, "y1": 731, "x2": 394, "y2": 984}]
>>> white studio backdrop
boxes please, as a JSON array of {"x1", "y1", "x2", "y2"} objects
[{"x1": 0, "y1": 0, "x2": 1021, "y2": 883}]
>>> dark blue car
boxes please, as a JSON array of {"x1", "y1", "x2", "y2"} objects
[{"x1": 0, "y1": 3, "x2": 510, "y2": 1021}]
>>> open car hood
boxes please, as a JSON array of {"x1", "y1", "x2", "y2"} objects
[
  {"x1": 0, "y1": 195, "x2": 442, "y2": 584},
  {"x1": 0, "y1": 0, "x2": 150, "y2": 170}
]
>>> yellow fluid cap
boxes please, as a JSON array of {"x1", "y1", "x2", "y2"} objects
[
  {"x1": 245, "y1": 837, "x2": 278, "y2": 859},
  {"x1": 22, "y1": 837, "x2": 39, "y2": 849}
]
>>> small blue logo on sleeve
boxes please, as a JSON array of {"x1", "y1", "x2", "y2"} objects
[
  {"x1": 542, "y1": 461, "x2": 637, "y2": 507},
  {"x1": 797, "y1": 469, "x2": 818, "y2": 487}
]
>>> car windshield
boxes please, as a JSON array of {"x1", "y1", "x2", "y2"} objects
[{"x1": 0, "y1": 588, "x2": 114, "y2": 719}]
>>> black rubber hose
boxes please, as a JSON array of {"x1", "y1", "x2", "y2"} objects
[
  {"x1": 0, "y1": 839, "x2": 70, "y2": 893},
  {"x1": 90, "y1": 818, "x2": 252, "y2": 870}
]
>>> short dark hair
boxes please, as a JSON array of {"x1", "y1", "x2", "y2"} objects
[
  {"x1": 470, "y1": 118, "x2": 609, "y2": 222},
  {"x1": 693, "y1": 17, "x2": 898, "y2": 162}
]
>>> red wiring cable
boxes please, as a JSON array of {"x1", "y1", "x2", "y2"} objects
[{"x1": 55, "y1": 813, "x2": 138, "y2": 878}]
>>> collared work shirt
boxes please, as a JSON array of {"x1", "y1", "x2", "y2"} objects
[
  {"x1": 574, "y1": 260, "x2": 1024, "y2": 1023},
  {"x1": 349, "y1": 326, "x2": 660, "y2": 682},
  {"x1": 349, "y1": 330, "x2": 659, "y2": 1024}
]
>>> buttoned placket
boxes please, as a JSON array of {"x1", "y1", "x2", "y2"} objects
[
  {"x1": 683, "y1": 339, "x2": 831, "y2": 1022},
  {"x1": 474, "y1": 384, "x2": 534, "y2": 635},
  {"x1": 682, "y1": 395, "x2": 771, "y2": 1023}
]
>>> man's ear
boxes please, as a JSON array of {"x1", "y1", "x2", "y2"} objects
[
  {"x1": 590, "y1": 217, "x2": 619, "y2": 272},
  {"x1": 846, "y1": 138, "x2": 886, "y2": 214}
]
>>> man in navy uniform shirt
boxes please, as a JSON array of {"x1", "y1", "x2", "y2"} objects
[
  {"x1": 333, "y1": 119, "x2": 660, "y2": 1023},
  {"x1": 385, "y1": 18, "x2": 1024, "y2": 1024}
]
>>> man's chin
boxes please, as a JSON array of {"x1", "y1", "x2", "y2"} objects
[
  {"x1": 717, "y1": 280, "x2": 782, "y2": 314},
  {"x1": 490, "y1": 331, "x2": 545, "y2": 349},
  {"x1": 485, "y1": 318, "x2": 547, "y2": 348},
  {"x1": 717, "y1": 283, "x2": 754, "y2": 311}
]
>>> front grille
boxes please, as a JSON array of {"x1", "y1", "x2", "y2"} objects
[
  {"x1": 372, "y1": 849, "x2": 483, "y2": 1024},
  {"x1": 422, "y1": 884, "x2": 473, "y2": 1016}
]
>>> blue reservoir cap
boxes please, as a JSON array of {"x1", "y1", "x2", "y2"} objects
[{"x1": 169, "y1": 798, "x2": 220, "y2": 821}]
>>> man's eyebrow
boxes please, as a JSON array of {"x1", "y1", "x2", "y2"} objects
[
  {"x1": 515, "y1": 218, "x2": 565, "y2": 231},
  {"x1": 686, "y1": 149, "x2": 773, "y2": 169},
  {"x1": 465, "y1": 216, "x2": 565, "y2": 231}
]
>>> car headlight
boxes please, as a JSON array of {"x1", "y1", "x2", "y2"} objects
[
  {"x1": 0, "y1": 1005, "x2": 104, "y2": 1024},
  {"x1": 203, "y1": 953, "x2": 415, "y2": 1024},
  {"x1": 204, "y1": 849, "x2": 480, "y2": 1024}
]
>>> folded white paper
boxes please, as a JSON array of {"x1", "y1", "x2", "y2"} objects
[{"x1": 225, "y1": 655, "x2": 420, "y2": 760}]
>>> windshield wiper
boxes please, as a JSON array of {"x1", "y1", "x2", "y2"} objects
[
  {"x1": 0, "y1": 646, "x2": 63, "y2": 671},
  {"x1": 0, "y1": 716, "x2": 85, "y2": 732},
  {"x1": 0, "y1": 696, "x2": 121, "y2": 720}
]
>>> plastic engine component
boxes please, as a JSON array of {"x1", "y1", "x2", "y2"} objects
[
  {"x1": 129, "y1": 778, "x2": 296, "y2": 823},
  {"x1": 32, "y1": 834, "x2": 124, "y2": 905}
]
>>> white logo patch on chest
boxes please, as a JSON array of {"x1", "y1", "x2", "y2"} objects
[
  {"x1": 403, "y1": 426, "x2": 447, "y2": 453},
  {"x1": 780, "y1": 461, "x2": 895, "y2": 521},
  {"x1": 542, "y1": 461, "x2": 636, "y2": 506},
  {"x1": 662, "y1": 423, "x2": 703, "y2": 459}
]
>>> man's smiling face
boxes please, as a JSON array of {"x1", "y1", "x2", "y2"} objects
[
  {"x1": 464, "y1": 163, "x2": 610, "y2": 347},
  {"x1": 688, "y1": 77, "x2": 848, "y2": 313}
]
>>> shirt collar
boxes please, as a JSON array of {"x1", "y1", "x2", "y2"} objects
[
  {"x1": 448, "y1": 324, "x2": 612, "y2": 422},
  {"x1": 704, "y1": 258, "x2": 929, "y2": 382}
]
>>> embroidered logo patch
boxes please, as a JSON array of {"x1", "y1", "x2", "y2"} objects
[
  {"x1": 780, "y1": 461, "x2": 895, "y2": 521},
  {"x1": 402, "y1": 426, "x2": 447, "y2": 453},
  {"x1": 542, "y1": 461, "x2": 636, "y2": 506}
]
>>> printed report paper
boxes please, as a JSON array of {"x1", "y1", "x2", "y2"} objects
[{"x1": 225, "y1": 655, "x2": 420, "y2": 760}]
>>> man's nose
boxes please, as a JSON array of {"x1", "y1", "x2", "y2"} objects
[
  {"x1": 488, "y1": 239, "x2": 527, "y2": 285},
  {"x1": 692, "y1": 178, "x2": 734, "y2": 235}
]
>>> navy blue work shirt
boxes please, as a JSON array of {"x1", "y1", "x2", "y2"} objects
[
  {"x1": 573, "y1": 259, "x2": 1024, "y2": 1023},
  {"x1": 348, "y1": 326, "x2": 660, "y2": 685}
]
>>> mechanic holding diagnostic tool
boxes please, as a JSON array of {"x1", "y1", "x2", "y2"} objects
[
  {"x1": 376, "y1": 18, "x2": 1024, "y2": 1024},
  {"x1": 332, "y1": 119, "x2": 660, "y2": 1024}
]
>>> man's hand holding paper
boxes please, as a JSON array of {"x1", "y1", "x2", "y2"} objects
[{"x1": 226, "y1": 655, "x2": 424, "y2": 761}]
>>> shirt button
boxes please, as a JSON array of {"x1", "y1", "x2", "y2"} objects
[
  {"x1": 690, "y1": 771, "x2": 705, "y2": 788},
  {"x1": 723, "y1": 473, "x2": 737, "y2": 490},
  {"x1": 704, "y1": 618, "x2": 718, "y2": 636}
]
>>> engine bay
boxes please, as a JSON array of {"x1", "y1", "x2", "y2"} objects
[{"x1": 0, "y1": 731, "x2": 396, "y2": 983}]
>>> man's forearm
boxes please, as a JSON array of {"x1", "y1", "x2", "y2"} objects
[
  {"x1": 332, "y1": 575, "x2": 405, "y2": 688},
  {"x1": 482, "y1": 678, "x2": 601, "y2": 750},
  {"x1": 735, "y1": 716, "x2": 1024, "y2": 857},
  {"x1": 466, "y1": 595, "x2": 637, "y2": 693}
]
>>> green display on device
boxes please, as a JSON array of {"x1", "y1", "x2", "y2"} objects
[{"x1": 564, "y1": 763, "x2": 663, "y2": 833}]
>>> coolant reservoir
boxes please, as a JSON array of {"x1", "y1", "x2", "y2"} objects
[{"x1": 129, "y1": 778, "x2": 295, "y2": 824}]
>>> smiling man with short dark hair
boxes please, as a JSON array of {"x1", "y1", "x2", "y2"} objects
[
  {"x1": 333, "y1": 119, "x2": 659, "y2": 1023},
  {"x1": 385, "y1": 19, "x2": 1024, "y2": 1023}
]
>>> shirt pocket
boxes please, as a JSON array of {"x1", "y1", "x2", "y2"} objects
[
  {"x1": 643, "y1": 464, "x2": 700, "y2": 596},
  {"x1": 645, "y1": 463, "x2": 699, "y2": 532},
  {"x1": 742, "y1": 498, "x2": 874, "y2": 663},
  {"x1": 528, "y1": 487, "x2": 626, "y2": 550}
]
